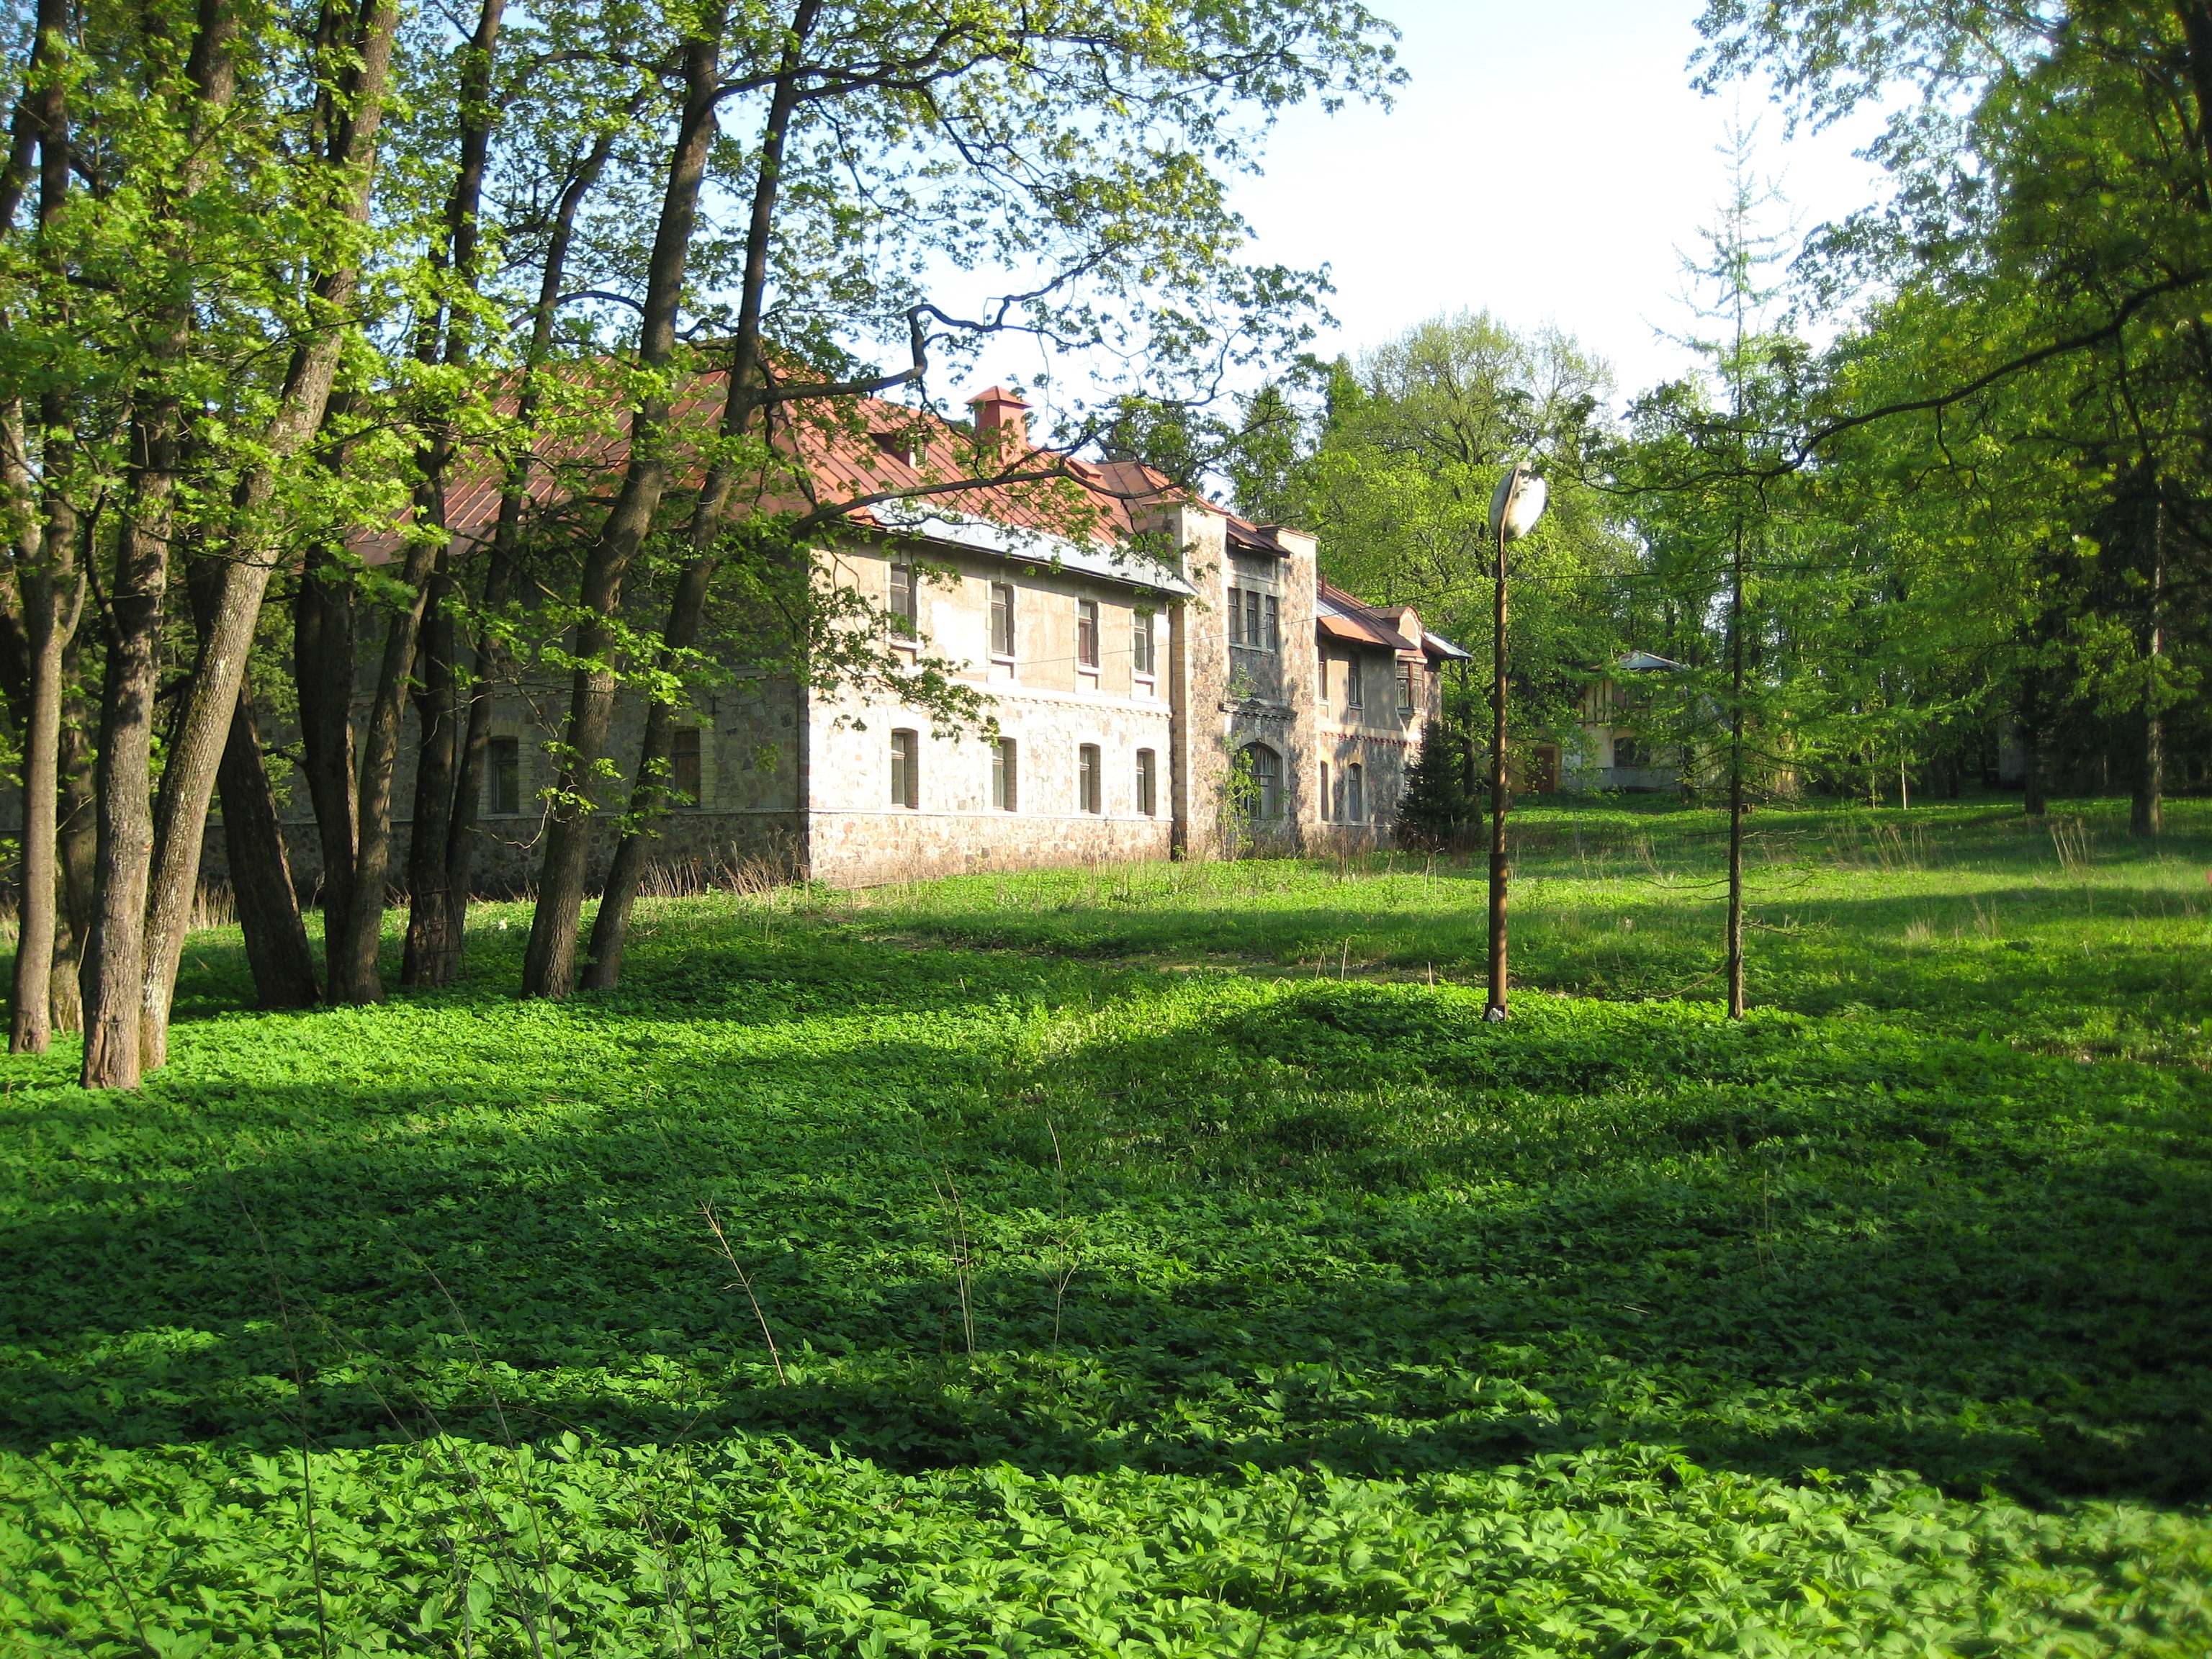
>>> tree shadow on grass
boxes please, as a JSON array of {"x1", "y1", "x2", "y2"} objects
[{"x1": 5, "y1": 972, "x2": 2209, "y2": 1509}]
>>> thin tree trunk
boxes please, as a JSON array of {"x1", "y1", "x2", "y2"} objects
[
  {"x1": 584, "y1": 15, "x2": 818, "y2": 989},
  {"x1": 399, "y1": 0, "x2": 503, "y2": 985},
  {"x1": 326, "y1": 533, "x2": 437, "y2": 1002},
  {"x1": 295, "y1": 548, "x2": 359, "y2": 930},
  {"x1": 135, "y1": 0, "x2": 399, "y2": 1068},
  {"x1": 583, "y1": 554, "x2": 719, "y2": 989},
  {"x1": 4, "y1": 0, "x2": 76, "y2": 1052},
  {"x1": 51, "y1": 691, "x2": 94, "y2": 1032},
  {"x1": 2132, "y1": 503, "x2": 2165, "y2": 837},
  {"x1": 187, "y1": 557, "x2": 318, "y2": 1005},
  {"x1": 438, "y1": 115, "x2": 634, "y2": 970},
  {"x1": 402, "y1": 553, "x2": 462, "y2": 983},
  {"x1": 2020, "y1": 670, "x2": 2047, "y2": 816},
  {"x1": 1725, "y1": 523, "x2": 1746, "y2": 1021},
  {"x1": 523, "y1": 16, "x2": 727, "y2": 999},
  {"x1": 1485, "y1": 518, "x2": 1509, "y2": 1022},
  {"x1": 218, "y1": 683, "x2": 320, "y2": 1006},
  {"x1": 9, "y1": 509, "x2": 76, "y2": 1052}
]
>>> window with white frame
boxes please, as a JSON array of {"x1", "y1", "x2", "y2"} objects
[
  {"x1": 990, "y1": 583, "x2": 1015, "y2": 657},
  {"x1": 889, "y1": 729, "x2": 920, "y2": 808},
  {"x1": 1345, "y1": 654, "x2": 1364, "y2": 709},
  {"x1": 1078, "y1": 743, "x2": 1102, "y2": 813},
  {"x1": 889, "y1": 560, "x2": 918, "y2": 637},
  {"x1": 993, "y1": 737, "x2": 1018, "y2": 810},
  {"x1": 1133, "y1": 609, "x2": 1155, "y2": 677},
  {"x1": 1076, "y1": 598, "x2": 1100, "y2": 669},
  {"x1": 1136, "y1": 748, "x2": 1156, "y2": 816}
]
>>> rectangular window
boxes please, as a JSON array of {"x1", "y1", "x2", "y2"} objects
[
  {"x1": 993, "y1": 737, "x2": 1018, "y2": 810},
  {"x1": 1076, "y1": 598, "x2": 1100, "y2": 668},
  {"x1": 890, "y1": 729, "x2": 919, "y2": 809},
  {"x1": 670, "y1": 727, "x2": 701, "y2": 805},
  {"x1": 1346, "y1": 763, "x2": 1365, "y2": 823},
  {"x1": 889, "y1": 560, "x2": 918, "y2": 637},
  {"x1": 1346, "y1": 655, "x2": 1364, "y2": 709},
  {"x1": 1078, "y1": 743, "x2": 1102, "y2": 814},
  {"x1": 1264, "y1": 594, "x2": 1280, "y2": 652},
  {"x1": 1136, "y1": 748, "x2": 1156, "y2": 816},
  {"x1": 1133, "y1": 610, "x2": 1155, "y2": 677},
  {"x1": 489, "y1": 736, "x2": 520, "y2": 814},
  {"x1": 1319, "y1": 761, "x2": 1331, "y2": 821},
  {"x1": 990, "y1": 583, "x2": 1015, "y2": 657},
  {"x1": 1228, "y1": 586, "x2": 1244, "y2": 645},
  {"x1": 1318, "y1": 652, "x2": 1329, "y2": 700},
  {"x1": 1397, "y1": 662, "x2": 1416, "y2": 711},
  {"x1": 1245, "y1": 590, "x2": 1262, "y2": 648}
]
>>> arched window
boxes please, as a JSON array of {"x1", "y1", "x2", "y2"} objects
[{"x1": 1241, "y1": 742, "x2": 1281, "y2": 821}]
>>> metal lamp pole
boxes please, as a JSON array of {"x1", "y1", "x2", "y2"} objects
[{"x1": 1485, "y1": 463, "x2": 1546, "y2": 1022}]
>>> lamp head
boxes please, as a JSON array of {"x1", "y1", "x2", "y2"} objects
[{"x1": 1488, "y1": 465, "x2": 1548, "y2": 542}]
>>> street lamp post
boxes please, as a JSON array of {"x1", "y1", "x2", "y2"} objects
[{"x1": 1484, "y1": 463, "x2": 1547, "y2": 1022}]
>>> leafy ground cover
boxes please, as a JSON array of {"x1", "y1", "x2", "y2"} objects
[{"x1": 4, "y1": 795, "x2": 2211, "y2": 1655}]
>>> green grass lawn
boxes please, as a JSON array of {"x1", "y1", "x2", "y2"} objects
[{"x1": 5, "y1": 794, "x2": 2211, "y2": 1655}]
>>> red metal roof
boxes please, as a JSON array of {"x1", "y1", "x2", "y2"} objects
[{"x1": 367, "y1": 369, "x2": 1200, "y2": 565}]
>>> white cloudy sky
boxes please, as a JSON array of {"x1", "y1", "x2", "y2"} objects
[
  {"x1": 972, "y1": 0, "x2": 1899, "y2": 423},
  {"x1": 1232, "y1": 0, "x2": 1894, "y2": 397}
]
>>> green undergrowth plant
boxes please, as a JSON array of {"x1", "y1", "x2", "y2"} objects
[{"x1": 4, "y1": 798, "x2": 2210, "y2": 1653}]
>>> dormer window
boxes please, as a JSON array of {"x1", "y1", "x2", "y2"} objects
[{"x1": 872, "y1": 431, "x2": 922, "y2": 469}]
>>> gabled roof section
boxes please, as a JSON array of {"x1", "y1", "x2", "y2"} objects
[
  {"x1": 1315, "y1": 580, "x2": 1418, "y2": 653},
  {"x1": 1617, "y1": 649, "x2": 1683, "y2": 673},
  {"x1": 369, "y1": 367, "x2": 1220, "y2": 597},
  {"x1": 1314, "y1": 580, "x2": 1469, "y2": 661}
]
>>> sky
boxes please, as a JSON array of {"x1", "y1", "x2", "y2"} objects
[
  {"x1": 976, "y1": 0, "x2": 1898, "y2": 425},
  {"x1": 1231, "y1": 0, "x2": 1894, "y2": 400}
]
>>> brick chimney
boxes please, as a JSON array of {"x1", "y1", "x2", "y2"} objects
[{"x1": 967, "y1": 385, "x2": 1030, "y2": 448}]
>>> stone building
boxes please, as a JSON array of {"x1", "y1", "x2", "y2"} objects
[{"x1": 279, "y1": 381, "x2": 1469, "y2": 891}]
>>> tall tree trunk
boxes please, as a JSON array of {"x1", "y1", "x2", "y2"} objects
[
  {"x1": 402, "y1": 554, "x2": 462, "y2": 983},
  {"x1": 2131, "y1": 503, "x2": 2165, "y2": 837},
  {"x1": 52, "y1": 691, "x2": 94, "y2": 1033},
  {"x1": 325, "y1": 533, "x2": 436, "y2": 1002},
  {"x1": 135, "y1": 0, "x2": 399, "y2": 1069},
  {"x1": 582, "y1": 554, "x2": 719, "y2": 989},
  {"x1": 77, "y1": 0, "x2": 240, "y2": 1088},
  {"x1": 399, "y1": 0, "x2": 503, "y2": 986},
  {"x1": 9, "y1": 505, "x2": 76, "y2": 1053},
  {"x1": 1725, "y1": 523, "x2": 1746, "y2": 1021},
  {"x1": 295, "y1": 549, "x2": 359, "y2": 931},
  {"x1": 523, "y1": 15, "x2": 727, "y2": 999},
  {"x1": 584, "y1": 14, "x2": 819, "y2": 989},
  {"x1": 81, "y1": 480, "x2": 171, "y2": 1087},
  {"x1": 2020, "y1": 670, "x2": 2047, "y2": 816},
  {"x1": 1484, "y1": 517, "x2": 1509, "y2": 1022},
  {"x1": 6, "y1": 0, "x2": 78, "y2": 1053},
  {"x1": 187, "y1": 558, "x2": 318, "y2": 1006},
  {"x1": 219, "y1": 683, "x2": 320, "y2": 1006},
  {"x1": 437, "y1": 115, "x2": 635, "y2": 974}
]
